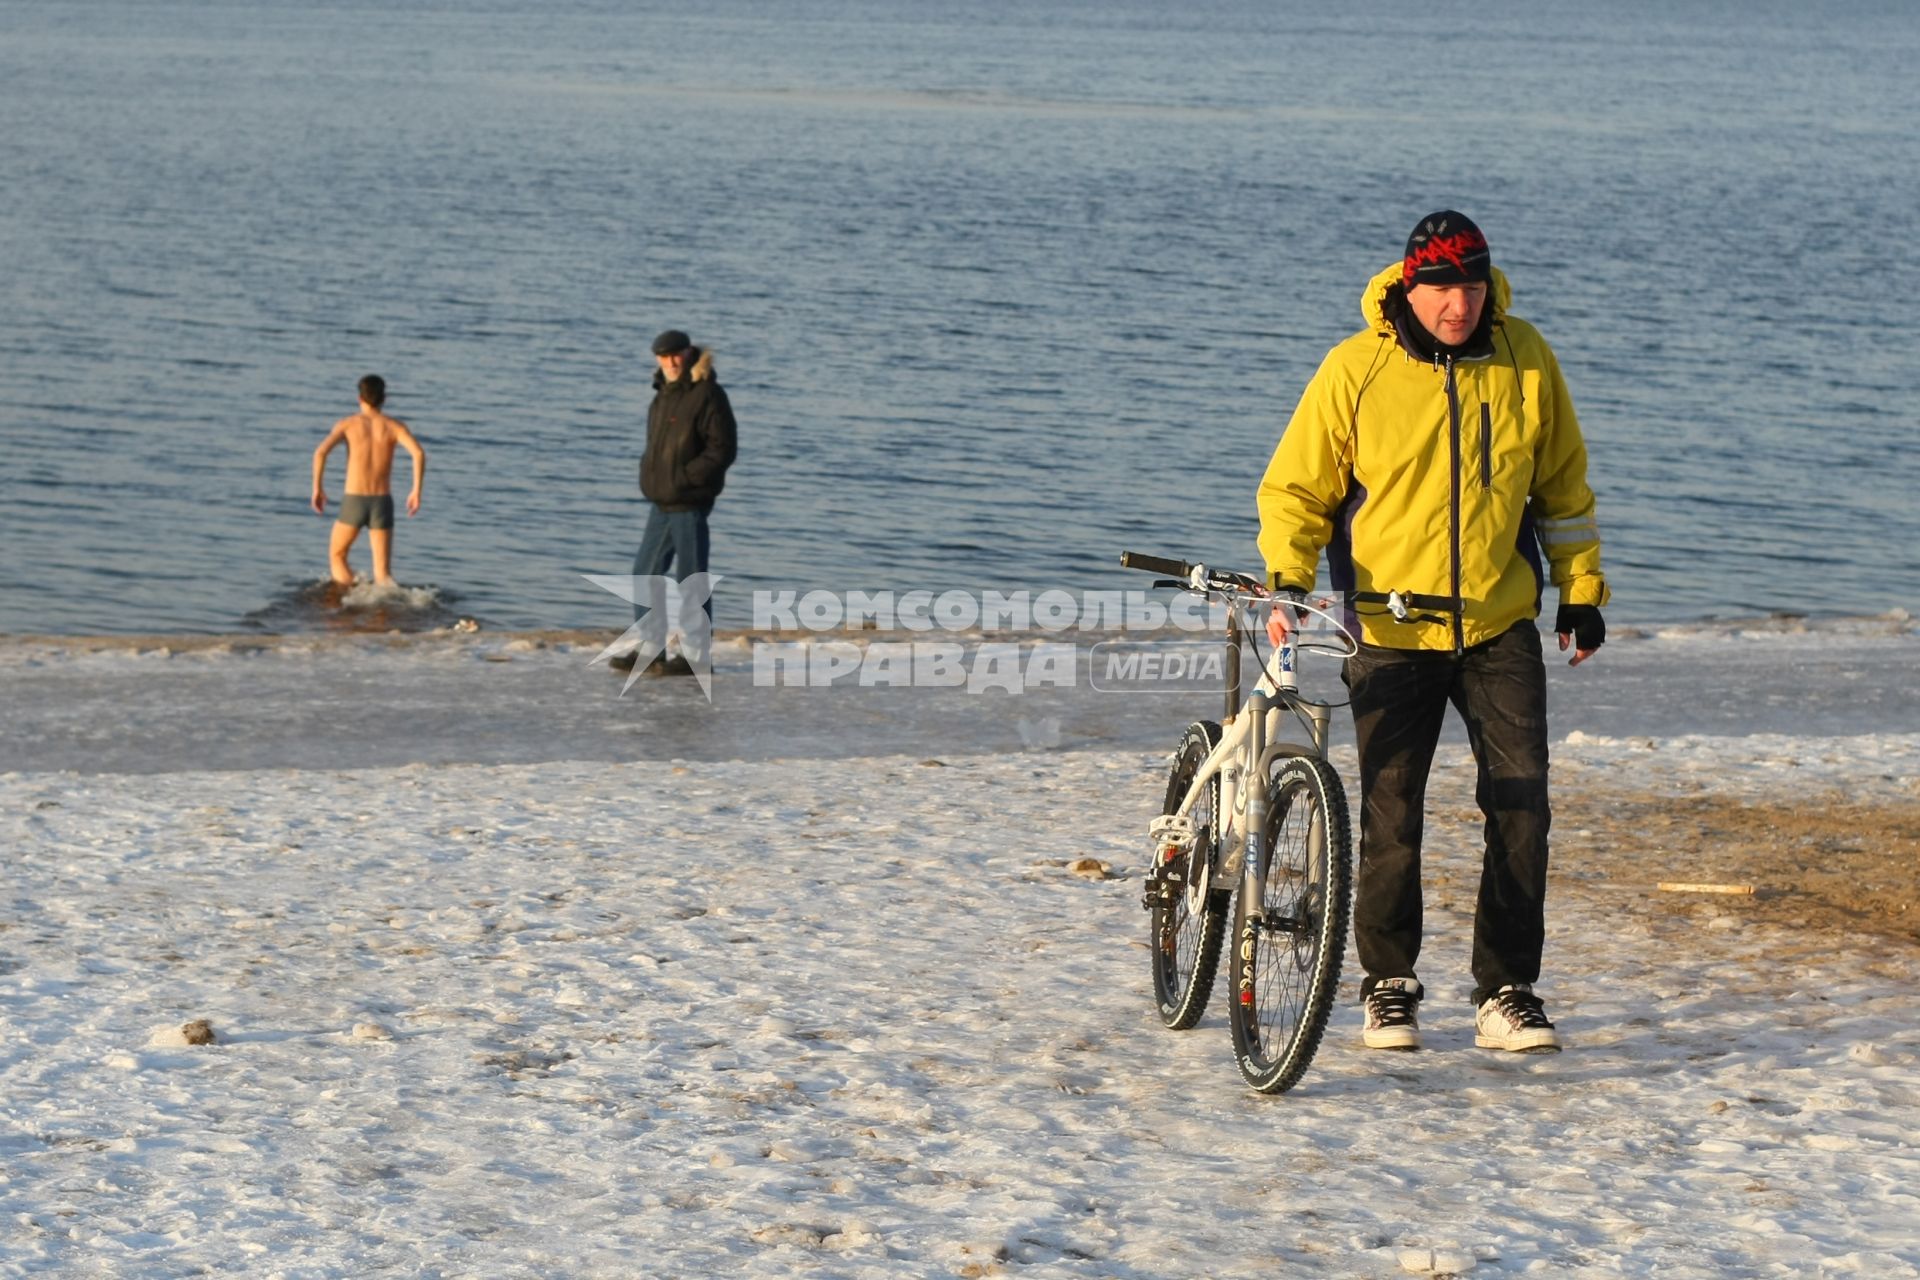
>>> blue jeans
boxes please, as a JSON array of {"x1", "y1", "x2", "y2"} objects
[{"x1": 630, "y1": 503, "x2": 713, "y2": 659}]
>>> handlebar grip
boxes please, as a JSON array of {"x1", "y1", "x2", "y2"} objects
[{"x1": 1120, "y1": 551, "x2": 1191, "y2": 578}]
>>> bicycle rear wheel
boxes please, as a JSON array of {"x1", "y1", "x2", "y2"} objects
[
  {"x1": 1148, "y1": 721, "x2": 1229, "y2": 1030},
  {"x1": 1228, "y1": 754, "x2": 1351, "y2": 1093}
]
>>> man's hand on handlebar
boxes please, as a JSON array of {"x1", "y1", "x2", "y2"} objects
[{"x1": 1266, "y1": 586, "x2": 1306, "y2": 646}]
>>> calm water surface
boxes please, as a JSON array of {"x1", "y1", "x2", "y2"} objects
[{"x1": 2, "y1": 1, "x2": 1916, "y2": 633}]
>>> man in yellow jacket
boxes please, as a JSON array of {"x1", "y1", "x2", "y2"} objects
[{"x1": 1258, "y1": 211, "x2": 1609, "y2": 1055}]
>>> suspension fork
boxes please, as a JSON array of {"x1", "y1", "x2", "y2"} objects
[
  {"x1": 1302, "y1": 700, "x2": 1332, "y2": 758},
  {"x1": 1241, "y1": 689, "x2": 1271, "y2": 884},
  {"x1": 1236, "y1": 688, "x2": 1272, "y2": 1011},
  {"x1": 1225, "y1": 602, "x2": 1243, "y2": 721}
]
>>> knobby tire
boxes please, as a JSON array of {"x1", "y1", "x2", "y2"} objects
[
  {"x1": 1149, "y1": 721, "x2": 1229, "y2": 1030},
  {"x1": 1227, "y1": 754, "x2": 1352, "y2": 1093}
]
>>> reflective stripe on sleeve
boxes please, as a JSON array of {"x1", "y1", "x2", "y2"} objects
[{"x1": 1535, "y1": 515, "x2": 1599, "y2": 546}]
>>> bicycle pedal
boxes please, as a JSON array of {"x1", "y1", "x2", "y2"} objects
[{"x1": 1148, "y1": 814, "x2": 1197, "y2": 852}]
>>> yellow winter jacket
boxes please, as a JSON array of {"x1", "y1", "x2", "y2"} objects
[{"x1": 1258, "y1": 262, "x2": 1609, "y2": 651}]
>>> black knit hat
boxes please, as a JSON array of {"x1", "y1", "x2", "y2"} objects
[
  {"x1": 651, "y1": 329, "x2": 692, "y2": 356},
  {"x1": 1402, "y1": 211, "x2": 1491, "y2": 287}
]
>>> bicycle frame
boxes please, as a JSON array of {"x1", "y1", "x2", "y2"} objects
[{"x1": 1153, "y1": 588, "x2": 1349, "y2": 917}]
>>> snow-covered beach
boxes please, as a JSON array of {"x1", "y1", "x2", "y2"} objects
[{"x1": 4, "y1": 623, "x2": 1919, "y2": 1278}]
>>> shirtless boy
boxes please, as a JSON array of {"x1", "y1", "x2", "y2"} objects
[{"x1": 310, "y1": 375, "x2": 426, "y2": 585}]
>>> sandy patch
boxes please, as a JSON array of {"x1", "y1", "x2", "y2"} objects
[{"x1": 1554, "y1": 787, "x2": 1920, "y2": 945}]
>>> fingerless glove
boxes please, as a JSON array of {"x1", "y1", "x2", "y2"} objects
[{"x1": 1554, "y1": 603, "x2": 1606, "y2": 651}]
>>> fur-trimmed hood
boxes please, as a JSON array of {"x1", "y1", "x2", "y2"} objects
[{"x1": 653, "y1": 347, "x2": 715, "y2": 391}]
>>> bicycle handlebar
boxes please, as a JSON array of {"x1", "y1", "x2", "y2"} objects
[
  {"x1": 1120, "y1": 549, "x2": 1357, "y2": 659},
  {"x1": 1121, "y1": 551, "x2": 1265, "y2": 595},
  {"x1": 1118, "y1": 551, "x2": 1192, "y2": 579}
]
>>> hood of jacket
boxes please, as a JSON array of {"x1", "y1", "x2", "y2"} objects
[
  {"x1": 1359, "y1": 261, "x2": 1513, "y2": 344},
  {"x1": 652, "y1": 347, "x2": 715, "y2": 393}
]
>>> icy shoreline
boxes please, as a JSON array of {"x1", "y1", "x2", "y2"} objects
[{"x1": 3, "y1": 619, "x2": 1917, "y2": 777}]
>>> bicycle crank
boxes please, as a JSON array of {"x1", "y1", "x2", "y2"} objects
[{"x1": 1141, "y1": 858, "x2": 1188, "y2": 911}]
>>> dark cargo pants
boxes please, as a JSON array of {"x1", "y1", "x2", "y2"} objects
[{"x1": 1345, "y1": 621, "x2": 1552, "y2": 1007}]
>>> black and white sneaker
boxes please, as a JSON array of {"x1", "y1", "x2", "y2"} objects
[
  {"x1": 1362, "y1": 977, "x2": 1422, "y2": 1050},
  {"x1": 1474, "y1": 983, "x2": 1562, "y2": 1053}
]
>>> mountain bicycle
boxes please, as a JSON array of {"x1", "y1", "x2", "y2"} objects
[{"x1": 1121, "y1": 551, "x2": 1357, "y2": 1094}]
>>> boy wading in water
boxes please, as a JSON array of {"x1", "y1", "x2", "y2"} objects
[{"x1": 310, "y1": 375, "x2": 426, "y2": 585}]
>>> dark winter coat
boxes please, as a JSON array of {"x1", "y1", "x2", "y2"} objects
[{"x1": 640, "y1": 347, "x2": 737, "y2": 510}]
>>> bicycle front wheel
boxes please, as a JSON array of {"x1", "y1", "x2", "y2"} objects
[
  {"x1": 1228, "y1": 754, "x2": 1351, "y2": 1093},
  {"x1": 1149, "y1": 721, "x2": 1229, "y2": 1030}
]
